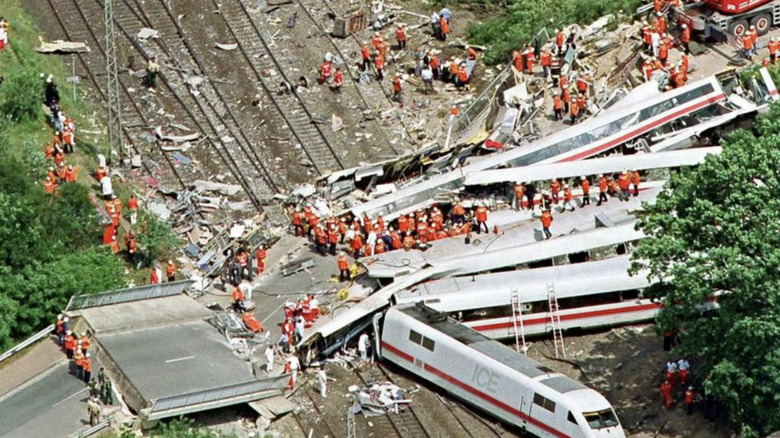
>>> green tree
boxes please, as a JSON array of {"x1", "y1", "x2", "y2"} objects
[
  {"x1": 631, "y1": 103, "x2": 780, "y2": 435},
  {"x1": 137, "y1": 209, "x2": 180, "y2": 267},
  {"x1": 150, "y1": 417, "x2": 236, "y2": 438},
  {"x1": 0, "y1": 69, "x2": 42, "y2": 123}
]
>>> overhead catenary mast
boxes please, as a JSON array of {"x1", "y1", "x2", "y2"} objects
[{"x1": 103, "y1": 0, "x2": 123, "y2": 164}]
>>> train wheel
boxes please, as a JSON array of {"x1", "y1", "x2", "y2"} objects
[
  {"x1": 751, "y1": 13, "x2": 771, "y2": 36},
  {"x1": 728, "y1": 19, "x2": 749, "y2": 37}
]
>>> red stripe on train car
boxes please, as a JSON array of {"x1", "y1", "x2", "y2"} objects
[
  {"x1": 558, "y1": 94, "x2": 726, "y2": 162},
  {"x1": 469, "y1": 302, "x2": 663, "y2": 332},
  {"x1": 381, "y1": 341, "x2": 572, "y2": 438}
]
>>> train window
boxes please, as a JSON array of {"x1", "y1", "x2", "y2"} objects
[
  {"x1": 567, "y1": 411, "x2": 578, "y2": 425},
  {"x1": 409, "y1": 330, "x2": 423, "y2": 345},
  {"x1": 582, "y1": 409, "x2": 620, "y2": 429},
  {"x1": 422, "y1": 337, "x2": 436, "y2": 352},
  {"x1": 532, "y1": 393, "x2": 556, "y2": 413}
]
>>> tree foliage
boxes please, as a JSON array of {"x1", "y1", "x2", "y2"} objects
[
  {"x1": 0, "y1": 68, "x2": 42, "y2": 123},
  {"x1": 0, "y1": 155, "x2": 124, "y2": 350},
  {"x1": 137, "y1": 209, "x2": 180, "y2": 267},
  {"x1": 149, "y1": 417, "x2": 237, "y2": 438},
  {"x1": 631, "y1": 103, "x2": 780, "y2": 434},
  {"x1": 466, "y1": 0, "x2": 642, "y2": 64}
]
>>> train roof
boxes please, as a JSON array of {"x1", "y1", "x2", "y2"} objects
[
  {"x1": 397, "y1": 304, "x2": 589, "y2": 393},
  {"x1": 394, "y1": 256, "x2": 651, "y2": 311}
]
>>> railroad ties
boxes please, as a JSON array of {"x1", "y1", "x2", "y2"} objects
[
  {"x1": 353, "y1": 364, "x2": 432, "y2": 438},
  {"x1": 217, "y1": 0, "x2": 344, "y2": 176},
  {"x1": 46, "y1": 0, "x2": 189, "y2": 189}
]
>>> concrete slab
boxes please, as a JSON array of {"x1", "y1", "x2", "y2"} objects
[
  {"x1": 76, "y1": 294, "x2": 212, "y2": 334},
  {"x1": 98, "y1": 321, "x2": 252, "y2": 403}
]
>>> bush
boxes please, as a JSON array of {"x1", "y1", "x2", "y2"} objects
[
  {"x1": 466, "y1": 0, "x2": 643, "y2": 64},
  {"x1": 0, "y1": 69, "x2": 42, "y2": 123},
  {"x1": 137, "y1": 209, "x2": 180, "y2": 267}
]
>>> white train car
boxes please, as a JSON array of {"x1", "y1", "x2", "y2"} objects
[
  {"x1": 393, "y1": 257, "x2": 659, "y2": 340},
  {"x1": 377, "y1": 304, "x2": 626, "y2": 438}
]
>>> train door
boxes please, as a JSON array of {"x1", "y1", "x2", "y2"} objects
[{"x1": 518, "y1": 394, "x2": 532, "y2": 432}]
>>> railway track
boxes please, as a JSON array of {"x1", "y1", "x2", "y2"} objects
[
  {"x1": 79, "y1": 0, "x2": 269, "y2": 210},
  {"x1": 44, "y1": 0, "x2": 188, "y2": 190},
  {"x1": 122, "y1": 0, "x2": 282, "y2": 197},
  {"x1": 292, "y1": 385, "x2": 339, "y2": 438},
  {"x1": 214, "y1": 0, "x2": 344, "y2": 175},
  {"x1": 352, "y1": 363, "x2": 433, "y2": 438}
]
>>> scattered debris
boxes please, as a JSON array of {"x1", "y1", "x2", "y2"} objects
[
  {"x1": 215, "y1": 42, "x2": 238, "y2": 51},
  {"x1": 192, "y1": 180, "x2": 243, "y2": 196},
  {"x1": 137, "y1": 28, "x2": 160, "y2": 40},
  {"x1": 36, "y1": 39, "x2": 90, "y2": 54},
  {"x1": 331, "y1": 114, "x2": 344, "y2": 132},
  {"x1": 154, "y1": 126, "x2": 201, "y2": 143}
]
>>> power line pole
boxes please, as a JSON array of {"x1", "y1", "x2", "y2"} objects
[{"x1": 104, "y1": 0, "x2": 123, "y2": 165}]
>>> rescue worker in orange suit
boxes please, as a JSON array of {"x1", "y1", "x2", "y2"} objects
[
  {"x1": 523, "y1": 45, "x2": 535, "y2": 74},
  {"x1": 555, "y1": 29, "x2": 565, "y2": 54},
  {"x1": 553, "y1": 92, "x2": 563, "y2": 121},
  {"x1": 350, "y1": 233, "x2": 363, "y2": 260},
  {"x1": 742, "y1": 32, "x2": 754, "y2": 60},
  {"x1": 337, "y1": 251, "x2": 350, "y2": 282},
  {"x1": 654, "y1": 12, "x2": 667, "y2": 35},
  {"x1": 79, "y1": 333, "x2": 90, "y2": 354},
  {"x1": 456, "y1": 64, "x2": 469, "y2": 91},
  {"x1": 332, "y1": 67, "x2": 343, "y2": 93},
  {"x1": 395, "y1": 24, "x2": 407, "y2": 50},
  {"x1": 570, "y1": 92, "x2": 580, "y2": 124},
  {"x1": 513, "y1": 50, "x2": 524, "y2": 73},
  {"x1": 660, "y1": 380, "x2": 673, "y2": 409},
  {"x1": 65, "y1": 164, "x2": 78, "y2": 183},
  {"x1": 232, "y1": 285, "x2": 246, "y2": 312},
  {"x1": 43, "y1": 176, "x2": 57, "y2": 195},
  {"x1": 102, "y1": 224, "x2": 115, "y2": 246},
  {"x1": 631, "y1": 169, "x2": 641, "y2": 196},
  {"x1": 653, "y1": 0, "x2": 663, "y2": 13},
  {"x1": 541, "y1": 209, "x2": 553, "y2": 240},
  {"x1": 681, "y1": 23, "x2": 691, "y2": 53},
  {"x1": 451, "y1": 201, "x2": 466, "y2": 224},
  {"x1": 392, "y1": 73, "x2": 403, "y2": 102},
  {"x1": 83, "y1": 353, "x2": 93, "y2": 383},
  {"x1": 124, "y1": 230, "x2": 138, "y2": 264},
  {"x1": 658, "y1": 38, "x2": 669, "y2": 66},
  {"x1": 769, "y1": 37, "x2": 779, "y2": 64},
  {"x1": 514, "y1": 182, "x2": 526, "y2": 211},
  {"x1": 550, "y1": 179, "x2": 562, "y2": 205},
  {"x1": 580, "y1": 176, "x2": 591, "y2": 207},
  {"x1": 540, "y1": 48, "x2": 552, "y2": 78},
  {"x1": 361, "y1": 42, "x2": 371, "y2": 71},
  {"x1": 597, "y1": 174, "x2": 609, "y2": 206},
  {"x1": 166, "y1": 260, "x2": 177, "y2": 282},
  {"x1": 475, "y1": 202, "x2": 489, "y2": 234},
  {"x1": 256, "y1": 245, "x2": 267, "y2": 274},
  {"x1": 390, "y1": 229, "x2": 402, "y2": 250},
  {"x1": 64, "y1": 331, "x2": 75, "y2": 359},
  {"x1": 374, "y1": 52, "x2": 385, "y2": 81},
  {"x1": 375, "y1": 238, "x2": 387, "y2": 254},
  {"x1": 685, "y1": 386, "x2": 695, "y2": 415},
  {"x1": 327, "y1": 224, "x2": 339, "y2": 255},
  {"x1": 292, "y1": 208, "x2": 303, "y2": 237},
  {"x1": 747, "y1": 25, "x2": 758, "y2": 56},
  {"x1": 617, "y1": 171, "x2": 631, "y2": 201},
  {"x1": 439, "y1": 15, "x2": 450, "y2": 41},
  {"x1": 74, "y1": 347, "x2": 84, "y2": 380}
]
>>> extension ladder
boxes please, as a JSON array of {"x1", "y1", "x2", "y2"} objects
[
  {"x1": 510, "y1": 289, "x2": 528, "y2": 355},
  {"x1": 547, "y1": 283, "x2": 566, "y2": 358}
]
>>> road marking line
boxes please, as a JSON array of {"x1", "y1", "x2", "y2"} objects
[
  {"x1": 164, "y1": 355, "x2": 195, "y2": 364},
  {"x1": 52, "y1": 387, "x2": 87, "y2": 408},
  {"x1": 261, "y1": 300, "x2": 287, "y2": 325}
]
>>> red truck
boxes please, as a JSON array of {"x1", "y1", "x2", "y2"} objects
[{"x1": 675, "y1": 0, "x2": 780, "y2": 38}]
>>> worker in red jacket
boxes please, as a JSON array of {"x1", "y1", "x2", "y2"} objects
[
  {"x1": 685, "y1": 386, "x2": 695, "y2": 415},
  {"x1": 395, "y1": 24, "x2": 407, "y2": 50},
  {"x1": 350, "y1": 233, "x2": 363, "y2": 259},
  {"x1": 580, "y1": 176, "x2": 591, "y2": 207},
  {"x1": 541, "y1": 210, "x2": 553, "y2": 240},
  {"x1": 540, "y1": 48, "x2": 552, "y2": 78},
  {"x1": 597, "y1": 174, "x2": 608, "y2": 206},
  {"x1": 320, "y1": 59, "x2": 332, "y2": 83},
  {"x1": 475, "y1": 202, "x2": 489, "y2": 234},
  {"x1": 333, "y1": 67, "x2": 343, "y2": 93},
  {"x1": 680, "y1": 23, "x2": 691, "y2": 53},
  {"x1": 617, "y1": 171, "x2": 631, "y2": 201},
  {"x1": 660, "y1": 380, "x2": 673, "y2": 409},
  {"x1": 550, "y1": 179, "x2": 562, "y2": 204},
  {"x1": 232, "y1": 286, "x2": 246, "y2": 312},
  {"x1": 166, "y1": 260, "x2": 177, "y2": 282},
  {"x1": 256, "y1": 245, "x2": 267, "y2": 274},
  {"x1": 337, "y1": 252, "x2": 350, "y2": 282}
]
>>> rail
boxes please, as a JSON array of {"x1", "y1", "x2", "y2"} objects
[
  {"x1": 0, "y1": 324, "x2": 55, "y2": 364},
  {"x1": 214, "y1": 0, "x2": 345, "y2": 175},
  {"x1": 65, "y1": 280, "x2": 195, "y2": 311},
  {"x1": 70, "y1": 419, "x2": 111, "y2": 438},
  {"x1": 145, "y1": 375, "x2": 288, "y2": 420}
]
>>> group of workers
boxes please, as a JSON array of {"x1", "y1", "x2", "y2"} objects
[
  {"x1": 55, "y1": 314, "x2": 114, "y2": 410},
  {"x1": 639, "y1": 12, "x2": 691, "y2": 89},
  {"x1": 513, "y1": 170, "x2": 642, "y2": 239},
  {"x1": 41, "y1": 76, "x2": 80, "y2": 195},
  {"x1": 101, "y1": 192, "x2": 141, "y2": 259},
  {"x1": 660, "y1": 358, "x2": 696, "y2": 414}
]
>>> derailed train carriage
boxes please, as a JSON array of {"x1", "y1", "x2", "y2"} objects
[{"x1": 376, "y1": 304, "x2": 626, "y2": 438}]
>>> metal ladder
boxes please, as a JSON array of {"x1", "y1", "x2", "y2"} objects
[
  {"x1": 510, "y1": 289, "x2": 528, "y2": 355},
  {"x1": 546, "y1": 283, "x2": 566, "y2": 358}
]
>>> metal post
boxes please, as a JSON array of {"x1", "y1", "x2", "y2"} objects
[
  {"x1": 104, "y1": 0, "x2": 123, "y2": 165},
  {"x1": 66, "y1": 55, "x2": 79, "y2": 102}
]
